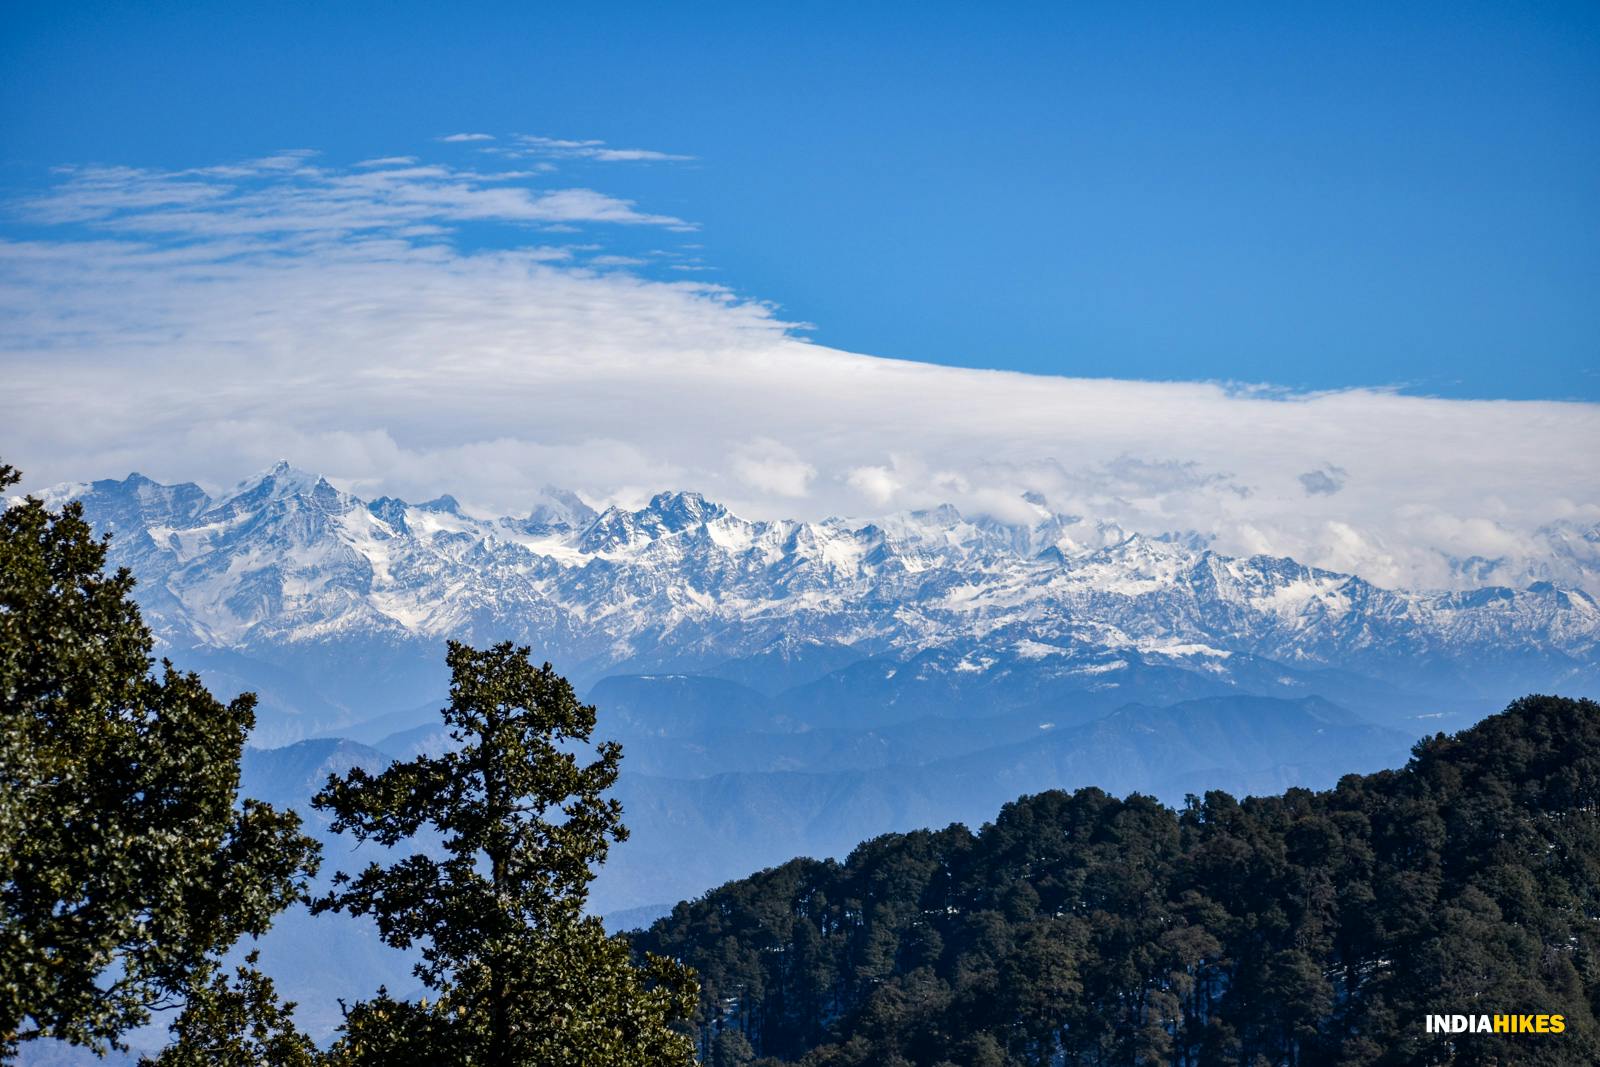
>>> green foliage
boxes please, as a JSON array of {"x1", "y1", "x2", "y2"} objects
[
  {"x1": 312, "y1": 640, "x2": 698, "y2": 1065},
  {"x1": 0, "y1": 463, "x2": 320, "y2": 1055},
  {"x1": 637, "y1": 695, "x2": 1600, "y2": 1066},
  {"x1": 138, "y1": 951, "x2": 318, "y2": 1067}
]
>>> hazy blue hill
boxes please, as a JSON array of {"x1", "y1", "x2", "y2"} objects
[
  {"x1": 595, "y1": 709, "x2": 1056, "y2": 778},
  {"x1": 589, "y1": 673, "x2": 784, "y2": 737},
  {"x1": 14, "y1": 1042, "x2": 142, "y2": 1066},
  {"x1": 360, "y1": 670, "x2": 1417, "y2": 786},
  {"x1": 232, "y1": 738, "x2": 425, "y2": 1039},
  {"x1": 372, "y1": 720, "x2": 456, "y2": 761},
  {"x1": 919, "y1": 694, "x2": 1414, "y2": 816},
  {"x1": 323, "y1": 696, "x2": 450, "y2": 745},
  {"x1": 702, "y1": 636, "x2": 866, "y2": 696},
  {"x1": 230, "y1": 634, "x2": 452, "y2": 741},
  {"x1": 771, "y1": 648, "x2": 1216, "y2": 730},
  {"x1": 239, "y1": 737, "x2": 392, "y2": 810},
  {"x1": 181, "y1": 646, "x2": 359, "y2": 747},
  {"x1": 601, "y1": 903, "x2": 676, "y2": 934},
  {"x1": 595, "y1": 694, "x2": 1414, "y2": 913}
]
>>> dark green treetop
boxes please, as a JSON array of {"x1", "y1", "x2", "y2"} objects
[
  {"x1": 138, "y1": 951, "x2": 319, "y2": 1067},
  {"x1": 312, "y1": 640, "x2": 697, "y2": 1066}
]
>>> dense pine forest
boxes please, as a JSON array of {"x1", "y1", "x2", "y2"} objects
[{"x1": 637, "y1": 694, "x2": 1600, "y2": 1067}]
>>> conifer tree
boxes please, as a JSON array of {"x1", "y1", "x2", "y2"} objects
[{"x1": 312, "y1": 640, "x2": 697, "y2": 1066}]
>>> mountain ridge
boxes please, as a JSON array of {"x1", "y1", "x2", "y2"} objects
[{"x1": 29, "y1": 465, "x2": 1595, "y2": 744}]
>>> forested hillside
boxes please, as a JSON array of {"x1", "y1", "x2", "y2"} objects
[{"x1": 637, "y1": 695, "x2": 1600, "y2": 1066}]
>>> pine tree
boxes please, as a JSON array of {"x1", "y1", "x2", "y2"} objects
[{"x1": 311, "y1": 640, "x2": 697, "y2": 1066}]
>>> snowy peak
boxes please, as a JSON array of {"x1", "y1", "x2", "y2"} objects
[
  {"x1": 1440, "y1": 519, "x2": 1600, "y2": 596},
  {"x1": 524, "y1": 487, "x2": 598, "y2": 532},
  {"x1": 367, "y1": 496, "x2": 411, "y2": 532},
  {"x1": 77, "y1": 471, "x2": 213, "y2": 530},
  {"x1": 203, "y1": 462, "x2": 357, "y2": 528},
  {"x1": 641, "y1": 490, "x2": 729, "y2": 532},
  {"x1": 577, "y1": 491, "x2": 731, "y2": 552},
  {"x1": 416, "y1": 494, "x2": 461, "y2": 514},
  {"x1": 578, "y1": 505, "x2": 651, "y2": 553},
  {"x1": 214, "y1": 460, "x2": 321, "y2": 503},
  {"x1": 45, "y1": 469, "x2": 1600, "y2": 702}
]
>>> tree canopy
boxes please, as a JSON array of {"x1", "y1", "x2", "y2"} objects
[{"x1": 0, "y1": 463, "x2": 320, "y2": 1056}]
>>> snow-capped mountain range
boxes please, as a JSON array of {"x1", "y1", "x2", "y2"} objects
[{"x1": 41, "y1": 463, "x2": 1600, "y2": 742}]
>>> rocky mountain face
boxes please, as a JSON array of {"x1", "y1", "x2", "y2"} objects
[{"x1": 49, "y1": 464, "x2": 1600, "y2": 743}]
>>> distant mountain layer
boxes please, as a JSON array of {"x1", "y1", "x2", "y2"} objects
[
  {"x1": 47, "y1": 465, "x2": 1600, "y2": 744},
  {"x1": 213, "y1": 691, "x2": 1416, "y2": 1045}
]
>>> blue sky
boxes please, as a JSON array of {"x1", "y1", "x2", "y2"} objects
[{"x1": 4, "y1": 0, "x2": 1597, "y2": 400}]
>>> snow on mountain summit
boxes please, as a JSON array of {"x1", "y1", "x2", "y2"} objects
[
  {"x1": 524, "y1": 487, "x2": 599, "y2": 532},
  {"x1": 50, "y1": 467, "x2": 1600, "y2": 698}
]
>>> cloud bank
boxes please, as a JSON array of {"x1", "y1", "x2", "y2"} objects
[{"x1": 2, "y1": 150, "x2": 1597, "y2": 593}]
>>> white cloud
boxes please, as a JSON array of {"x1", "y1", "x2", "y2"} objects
[
  {"x1": 499, "y1": 134, "x2": 694, "y2": 163},
  {"x1": 733, "y1": 440, "x2": 817, "y2": 497},
  {"x1": 2, "y1": 151, "x2": 1597, "y2": 594},
  {"x1": 439, "y1": 132, "x2": 496, "y2": 143},
  {"x1": 846, "y1": 465, "x2": 904, "y2": 506},
  {"x1": 21, "y1": 155, "x2": 690, "y2": 238}
]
